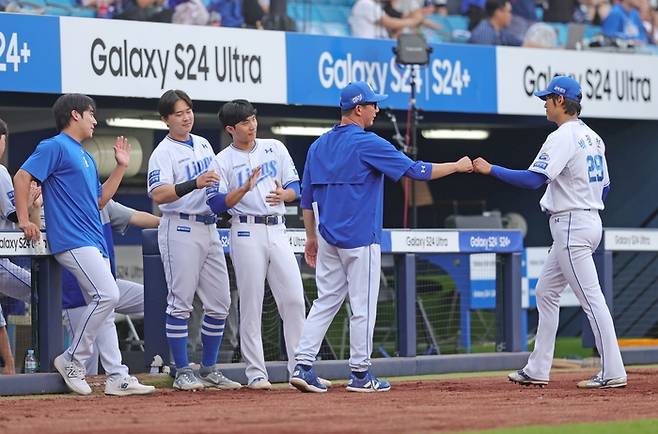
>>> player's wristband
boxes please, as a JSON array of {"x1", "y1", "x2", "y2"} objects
[{"x1": 174, "y1": 179, "x2": 198, "y2": 198}]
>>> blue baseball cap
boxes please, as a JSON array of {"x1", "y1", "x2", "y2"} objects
[
  {"x1": 339, "y1": 81, "x2": 389, "y2": 110},
  {"x1": 534, "y1": 75, "x2": 582, "y2": 103}
]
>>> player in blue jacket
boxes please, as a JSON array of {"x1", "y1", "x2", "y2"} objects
[{"x1": 290, "y1": 81, "x2": 473, "y2": 393}]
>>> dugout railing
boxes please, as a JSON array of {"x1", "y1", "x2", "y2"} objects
[{"x1": 141, "y1": 228, "x2": 528, "y2": 383}]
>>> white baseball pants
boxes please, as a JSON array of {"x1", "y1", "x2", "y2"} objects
[
  {"x1": 230, "y1": 222, "x2": 305, "y2": 383},
  {"x1": 295, "y1": 235, "x2": 381, "y2": 372},
  {"x1": 63, "y1": 279, "x2": 143, "y2": 375},
  {"x1": 55, "y1": 247, "x2": 128, "y2": 378},
  {"x1": 524, "y1": 210, "x2": 626, "y2": 381}
]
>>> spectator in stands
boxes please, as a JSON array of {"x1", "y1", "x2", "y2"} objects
[
  {"x1": 208, "y1": 0, "x2": 243, "y2": 27},
  {"x1": 602, "y1": 0, "x2": 649, "y2": 43},
  {"x1": 243, "y1": 0, "x2": 266, "y2": 28},
  {"x1": 580, "y1": 0, "x2": 611, "y2": 25},
  {"x1": 523, "y1": 21, "x2": 558, "y2": 47},
  {"x1": 636, "y1": 0, "x2": 658, "y2": 42},
  {"x1": 461, "y1": 0, "x2": 485, "y2": 30},
  {"x1": 0, "y1": 305, "x2": 14, "y2": 374},
  {"x1": 349, "y1": 0, "x2": 428, "y2": 39},
  {"x1": 384, "y1": 0, "x2": 442, "y2": 37},
  {"x1": 508, "y1": 0, "x2": 535, "y2": 38},
  {"x1": 114, "y1": 0, "x2": 173, "y2": 22},
  {"x1": 542, "y1": 0, "x2": 579, "y2": 23},
  {"x1": 469, "y1": 0, "x2": 523, "y2": 45},
  {"x1": 171, "y1": 0, "x2": 209, "y2": 25}
]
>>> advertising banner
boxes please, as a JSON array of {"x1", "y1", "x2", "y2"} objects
[
  {"x1": 0, "y1": 13, "x2": 61, "y2": 94},
  {"x1": 60, "y1": 17, "x2": 287, "y2": 103},
  {"x1": 497, "y1": 46, "x2": 658, "y2": 119},
  {"x1": 286, "y1": 33, "x2": 497, "y2": 113}
]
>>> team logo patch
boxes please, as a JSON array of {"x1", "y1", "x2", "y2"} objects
[
  {"x1": 237, "y1": 231, "x2": 250, "y2": 237},
  {"x1": 538, "y1": 153, "x2": 550, "y2": 161},
  {"x1": 220, "y1": 235, "x2": 230, "y2": 247},
  {"x1": 148, "y1": 170, "x2": 161, "y2": 186},
  {"x1": 533, "y1": 161, "x2": 548, "y2": 170},
  {"x1": 7, "y1": 191, "x2": 15, "y2": 206},
  {"x1": 176, "y1": 225, "x2": 191, "y2": 232}
]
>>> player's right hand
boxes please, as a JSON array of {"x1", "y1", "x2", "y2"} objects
[
  {"x1": 456, "y1": 156, "x2": 473, "y2": 173},
  {"x1": 243, "y1": 166, "x2": 262, "y2": 192},
  {"x1": 196, "y1": 170, "x2": 221, "y2": 188},
  {"x1": 19, "y1": 221, "x2": 41, "y2": 241},
  {"x1": 473, "y1": 157, "x2": 492, "y2": 175},
  {"x1": 305, "y1": 238, "x2": 318, "y2": 268}
]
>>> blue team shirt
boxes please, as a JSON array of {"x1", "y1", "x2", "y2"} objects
[
  {"x1": 21, "y1": 132, "x2": 108, "y2": 256},
  {"x1": 301, "y1": 124, "x2": 414, "y2": 249}
]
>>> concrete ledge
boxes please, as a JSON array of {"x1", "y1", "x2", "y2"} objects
[
  {"x1": 216, "y1": 352, "x2": 532, "y2": 384},
  {"x1": 621, "y1": 346, "x2": 658, "y2": 365},
  {"x1": 0, "y1": 373, "x2": 68, "y2": 396}
]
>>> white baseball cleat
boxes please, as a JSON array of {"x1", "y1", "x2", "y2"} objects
[
  {"x1": 54, "y1": 353, "x2": 92, "y2": 395},
  {"x1": 247, "y1": 377, "x2": 272, "y2": 390},
  {"x1": 507, "y1": 370, "x2": 548, "y2": 387},
  {"x1": 198, "y1": 367, "x2": 242, "y2": 390},
  {"x1": 105, "y1": 375, "x2": 156, "y2": 396},
  {"x1": 577, "y1": 375, "x2": 627, "y2": 389}
]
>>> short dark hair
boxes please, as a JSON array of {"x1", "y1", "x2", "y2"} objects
[
  {"x1": 52, "y1": 94, "x2": 96, "y2": 132},
  {"x1": 485, "y1": 0, "x2": 508, "y2": 18},
  {"x1": 0, "y1": 118, "x2": 7, "y2": 137},
  {"x1": 218, "y1": 99, "x2": 257, "y2": 128},
  {"x1": 158, "y1": 89, "x2": 193, "y2": 118},
  {"x1": 547, "y1": 94, "x2": 582, "y2": 116}
]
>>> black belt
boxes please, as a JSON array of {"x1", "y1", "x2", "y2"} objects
[
  {"x1": 179, "y1": 213, "x2": 216, "y2": 225},
  {"x1": 238, "y1": 215, "x2": 285, "y2": 225}
]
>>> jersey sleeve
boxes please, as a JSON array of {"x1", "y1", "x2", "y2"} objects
[
  {"x1": 602, "y1": 150, "x2": 610, "y2": 188},
  {"x1": 147, "y1": 147, "x2": 174, "y2": 195},
  {"x1": 528, "y1": 131, "x2": 573, "y2": 181},
  {"x1": 359, "y1": 135, "x2": 415, "y2": 182},
  {"x1": 277, "y1": 141, "x2": 300, "y2": 187},
  {"x1": 20, "y1": 139, "x2": 62, "y2": 182},
  {"x1": 105, "y1": 199, "x2": 136, "y2": 235},
  {"x1": 0, "y1": 166, "x2": 16, "y2": 218}
]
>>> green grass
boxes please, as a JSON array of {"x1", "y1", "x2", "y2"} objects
[{"x1": 459, "y1": 419, "x2": 658, "y2": 434}]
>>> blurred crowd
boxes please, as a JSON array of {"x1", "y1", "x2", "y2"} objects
[
  {"x1": 351, "y1": 0, "x2": 658, "y2": 48},
  {"x1": 1, "y1": 0, "x2": 657, "y2": 47}
]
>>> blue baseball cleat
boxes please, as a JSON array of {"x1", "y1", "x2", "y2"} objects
[
  {"x1": 290, "y1": 364, "x2": 327, "y2": 393},
  {"x1": 346, "y1": 371, "x2": 391, "y2": 393}
]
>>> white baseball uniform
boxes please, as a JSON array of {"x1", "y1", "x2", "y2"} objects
[
  {"x1": 525, "y1": 119, "x2": 625, "y2": 381},
  {"x1": 206, "y1": 138, "x2": 305, "y2": 384},
  {"x1": 147, "y1": 134, "x2": 230, "y2": 321},
  {"x1": 0, "y1": 164, "x2": 31, "y2": 304}
]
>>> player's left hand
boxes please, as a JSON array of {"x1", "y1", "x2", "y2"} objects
[
  {"x1": 266, "y1": 180, "x2": 286, "y2": 206},
  {"x1": 113, "y1": 136, "x2": 132, "y2": 168},
  {"x1": 473, "y1": 157, "x2": 492, "y2": 175},
  {"x1": 305, "y1": 237, "x2": 318, "y2": 268}
]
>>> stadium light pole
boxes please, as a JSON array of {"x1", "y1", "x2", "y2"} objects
[{"x1": 393, "y1": 34, "x2": 432, "y2": 229}]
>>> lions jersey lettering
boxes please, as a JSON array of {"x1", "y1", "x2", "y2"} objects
[
  {"x1": 147, "y1": 134, "x2": 216, "y2": 215},
  {"x1": 235, "y1": 160, "x2": 278, "y2": 187},
  {"x1": 528, "y1": 119, "x2": 609, "y2": 214},
  {"x1": 207, "y1": 138, "x2": 299, "y2": 217}
]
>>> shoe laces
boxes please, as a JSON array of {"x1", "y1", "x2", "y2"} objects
[
  {"x1": 66, "y1": 361, "x2": 86, "y2": 379},
  {"x1": 177, "y1": 370, "x2": 198, "y2": 385}
]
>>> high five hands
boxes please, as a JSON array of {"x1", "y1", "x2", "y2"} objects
[{"x1": 472, "y1": 157, "x2": 492, "y2": 175}]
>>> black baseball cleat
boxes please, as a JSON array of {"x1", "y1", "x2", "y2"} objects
[{"x1": 507, "y1": 370, "x2": 548, "y2": 387}]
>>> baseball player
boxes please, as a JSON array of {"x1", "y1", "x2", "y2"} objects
[
  {"x1": 63, "y1": 200, "x2": 159, "y2": 381},
  {"x1": 0, "y1": 119, "x2": 41, "y2": 306},
  {"x1": 147, "y1": 89, "x2": 241, "y2": 391},
  {"x1": 14, "y1": 94, "x2": 153, "y2": 396},
  {"x1": 473, "y1": 75, "x2": 626, "y2": 389},
  {"x1": 0, "y1": 304, "x2": 13, "y2": 374},
  {"x1": 290, "y1": 81, "x2": 473, "y2": 393},
  {"x1": 207, "y1": 99, "x2": 330, "y2": 390}
]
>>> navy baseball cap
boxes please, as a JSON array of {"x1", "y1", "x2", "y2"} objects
[
  {"x1": 339, "y1": 81, "x2": 389, "y2": 110},
  {"x1": 534, "y1": 75, "x2": 582, "y2": 103}
]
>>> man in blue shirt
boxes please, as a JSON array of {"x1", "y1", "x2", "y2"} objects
[
  {"x1": 469, "y1": 0, "x2": 523, "y2": 46},
  {"x1": 602, "y1": 0, "x2": 649, "y2": 45},
  {"x1": 14, "y1": 94, "x2": 154, "y2": 396},
  {"x1": 290, "y1": 81, "x2": 473, "y2": 393}
]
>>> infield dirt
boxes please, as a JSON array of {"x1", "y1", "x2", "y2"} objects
[{"x1": 1, "y1": 368, "x2": 657, "y2": 433}]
